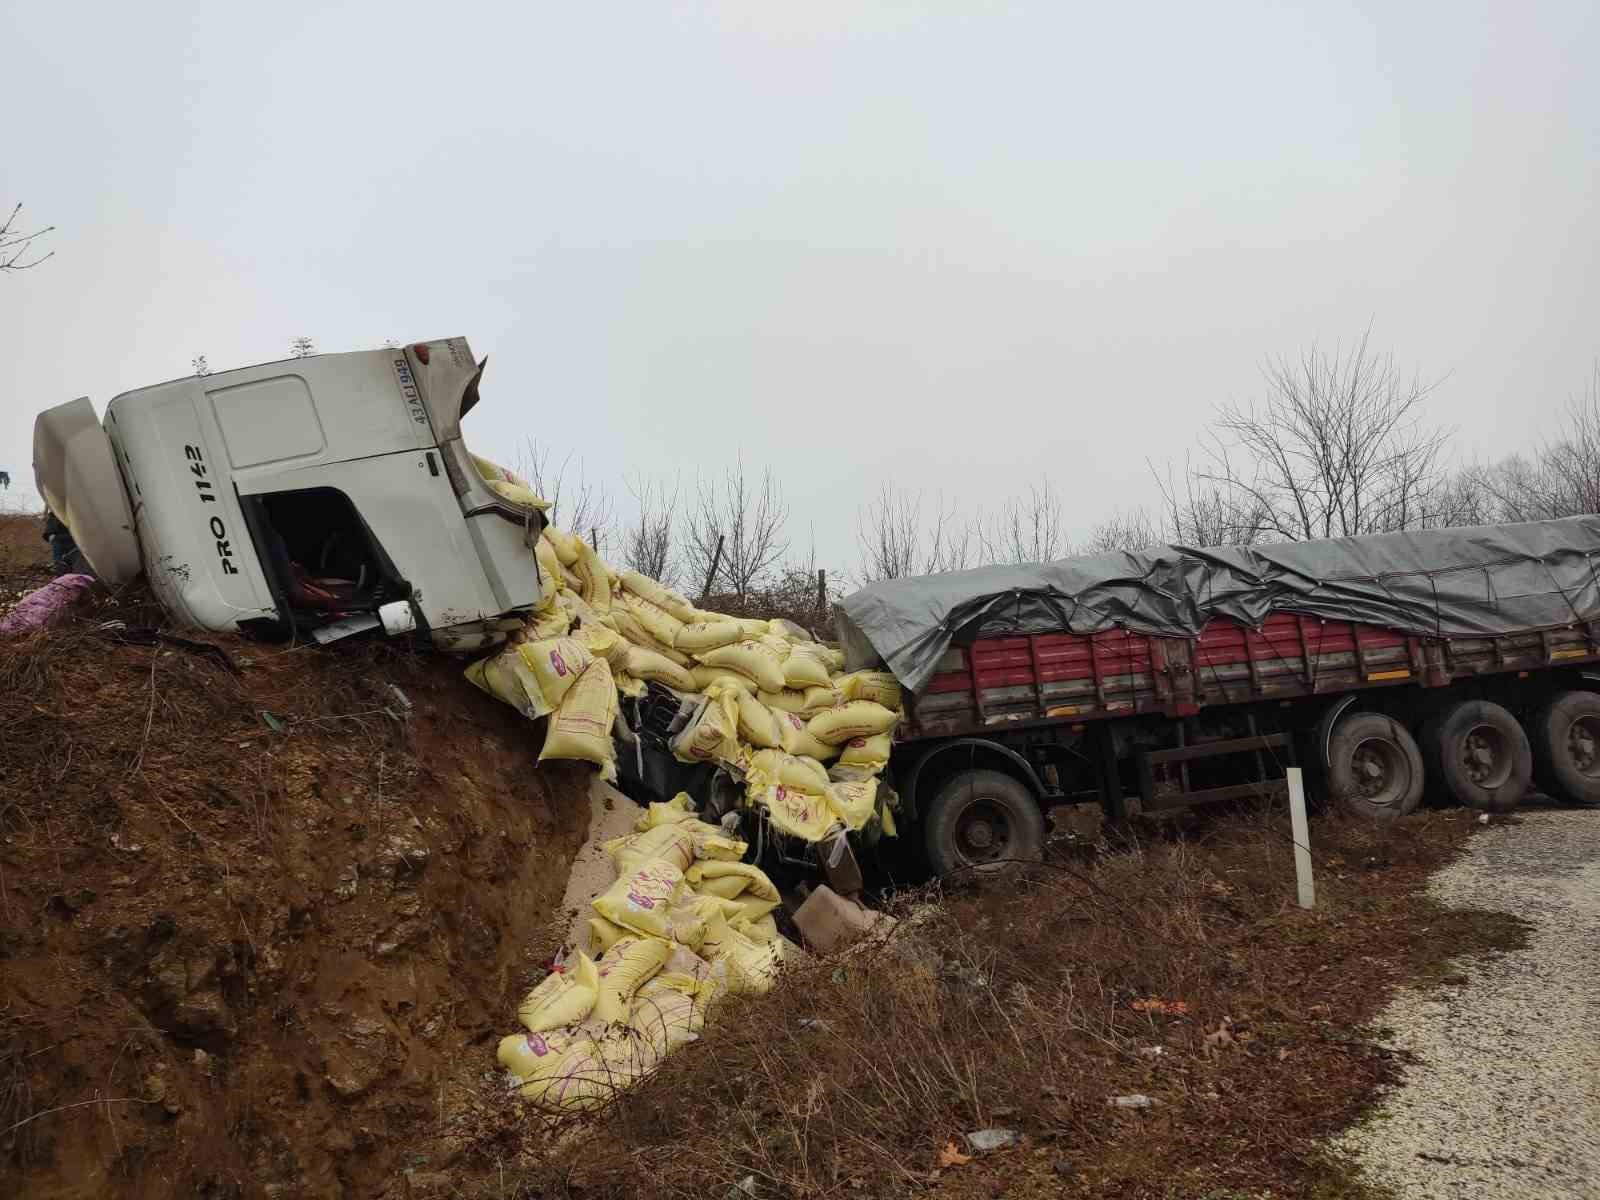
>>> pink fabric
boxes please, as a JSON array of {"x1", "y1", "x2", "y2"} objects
[{"x1": 0, "y1": 574, "x2": 95, "y2": 638}]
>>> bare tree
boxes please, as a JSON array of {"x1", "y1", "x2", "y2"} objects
[
  {"x1": 622, "y1": 472, "x2": 679, "y2": 585},
  {"x1": 290, "y1": 336, "x2": 316, "y2": 359},
  {"x1": 1080, "y1": 508, "x2": 1163, "y2": 554},
  {"x1": 681, "y1": 459, "x2": 789, "y2": 604},
  {"x1": 1190, "y1": 331, "x2": 1451, "y2": 541},
  {"x1": 856, "y1": 485, "x2": 977, "y2": 582},
  {"x1": 191, "y1": 355, "x2": 211, "y2": 378},
  {"x1": 1, "y1": 203, "x2": 53, "y2": 272},
  {"x1": 980, "y1": 479, "x2": 1066, "y2": 564},
  {"x1": 1153, "y1": 458, "x2": 1270, "y2": 547},
  {"x1": 515, "y1": 439, "x2": 615, "y2": 550}
]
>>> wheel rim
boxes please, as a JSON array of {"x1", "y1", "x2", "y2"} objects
[
  {"x1": 1459, "y1": 722, "x2": 1512, "y2": 790},
  {"x1": 1563, "y1": 715, "x2": 1600, "y2": 780},
  {"x1": 1349, "y1": 735, "x2": 1410, "y2": 809},
  {"x1": 953, "y1": 797, "x2": 1012, "y2": 865}
]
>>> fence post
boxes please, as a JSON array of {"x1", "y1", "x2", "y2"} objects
[
  {"x1": 1286, "y1": 767, "x2": 1315, "y2": 909},
  {"x1": 699, "y1": 534, "x2": 725, "y2": 604}
]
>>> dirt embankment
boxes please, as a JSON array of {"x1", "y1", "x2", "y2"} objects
[{"x1": 0, "y1": 514, "x2": 594, "y2": 1199}]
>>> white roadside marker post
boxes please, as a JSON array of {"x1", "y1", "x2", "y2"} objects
[{"x1": 1286, "y1": 767, "x2": 1315, "y2": 909}]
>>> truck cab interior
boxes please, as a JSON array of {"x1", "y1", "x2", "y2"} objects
[{"x1": 240, "y1": 487, "x2": 409, "y2": 636}]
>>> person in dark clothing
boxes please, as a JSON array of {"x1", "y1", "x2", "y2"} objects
[{"x1": 41, "y1": 509, "x2": 86, "y2": 574}]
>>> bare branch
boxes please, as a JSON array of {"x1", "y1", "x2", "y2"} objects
[
  {"x1": 622, "y1": 472, "x2": 680, "y2": 586},
  {"x1": 515, "y1": 439, "x2": 615, "y2": 552},
  {"x1": 980, "y1": 478, "x2": 1066, "y2": 564},
  {"x1": 1173, "y1": 333, "x2": 1451, "y2": 543},
  {"x1": 0, "y1": 203, "x2": 55, "y2": 272},
  {"x1": 1080, "y1": 508, "x2": 1163, "y2": 554},
  {"x1": 680, "y1": 459, "x2": 789, "y2": 605}
]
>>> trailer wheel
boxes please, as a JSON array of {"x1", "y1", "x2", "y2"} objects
[
  {"x1": 1530, "y1": 690, "x2": 1600, "y2": 806},
  {"x1": 1422, "y1": 700, "x2": 1531, "y2": 812},
  {"x1": 1325, "y1": 712, "x2": 1425, "y2": 819},
  {"x1": 923, "y1": 769, "x2": 1045, "y2": 876}
]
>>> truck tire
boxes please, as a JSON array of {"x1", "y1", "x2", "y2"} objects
[
  {"x1": 922, "y1": 769, "x2": 1045, "y2": 876},
  {"x1": 1324, "y1": 712, "x2": 1425, "y2": 819},
  {"x1": 1529, "y1": 691, "x2": 1600, "y2": 807},
  {"x1": 1422, "y1": 700, "x2": 1531, "y2": 812}
]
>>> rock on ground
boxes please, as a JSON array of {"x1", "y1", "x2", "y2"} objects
[{"x1": 1337, "y1": 807, "x2": 1600, "y2": 1199}]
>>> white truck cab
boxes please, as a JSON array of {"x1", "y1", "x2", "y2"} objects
[{"x1": 33, "y1": 337, "x2": 547, "y2": 651}]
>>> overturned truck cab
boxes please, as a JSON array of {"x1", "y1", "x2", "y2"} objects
[{"x1": 32, "y1": 338, "x2": 547, "y2": 651}]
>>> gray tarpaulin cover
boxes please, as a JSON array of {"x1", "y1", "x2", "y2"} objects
[{"x1": 836, "y1": 516, "x2": 1600, "y2": 695}]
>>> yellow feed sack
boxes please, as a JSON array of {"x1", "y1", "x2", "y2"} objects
[
  {"x1": 535, "y1": 535, "x2": 565, "y2": 593},
  {"x1": 768, "y1": 618, "x2": 813, "y2": 641},
  {"x1": 670, "y1": 691, "x2": 741, "y2": 766},
  {"x1": 759, "y1": 634, "x2": 793, "y2": 661},
  {"x1": 609, "y1": 607, "x2": 693, "y2": 667},
  {"x1": 634, "y1": 793, "x2": 694, "y2": 831},
  {"x1": 605, "y1": 823, "x2": 696, "y2": 876},
  {"x1": 623, "y1": 644, "x2": 697, "y2": 692},
  {"x1": 641, "y1": 809, "x2": 746, "y2": 861},
  {"x1": 750, "y1": 782, "x2": 840, "y2": 842},
  {"x1": 700, "y1": 918, "x2": 789, "y2": 995},
  {"x1": 690, "y1": 665, "x2": 756, "y2": 693},
  {"x1": 695, "y1": 640, "x2": 785, "y2": 693},
  {"x1": 525, "y1": 603, "x2": 572, "y2": 641},
  {"x1": 695, "y1": 832, "x2": 748, "y2": 861},
  {"x1": 782, "y1": 644, "x2": 833, "y2": 690},
  {"x1": 463, "y1": 649, "x2": 550, "y2": 721},
  {"x1": 734, "y1": 618, "x2": 771, "y2": 639},
  {"x1": 759, "y1": 689, "x2": 808, "y2": 713},
  {"x1": 838, "y1": 670, "x2": 904, "y2": 710},
  {"x1": 686, "y1": 861, "x2": 781, "y2": 919},
  {"x1": 545, "y1": 526, "x2": 582, "y2": 567},
  {"x1": 620, "y1": 571, "x2": 697, "y2": 622},
  {"x1": 519, "y1": 636, "x2": 595, "y2": 710},
  {"x1": 730, "y1": 688, "x2": 783, "y2": 749},
  {"x1": 570, "y1": 541, "x2": 612, "y2": 614},
  {"x1": 732, "y1": 912, "x2": 779, "y2": 943},
  {"x1": 499, "y1": 1028, "x2": 574, "y2": 1080},
  {"x1": 519, "y1": 1036, "x2": 641, "y2": 1111},
  {"x1": 539, "y1": 659, "x2": 619, "y2": 776},
  {"x1": 840, "y1": 732, "x2": 892, "y2": 771},
  {"x1": 516, "y1": 951, "x2": 600, "y2": 1032},
  {"x1": 806, "y1": 701, "x2": 899, "y2": 747},
  {"x1": 674, "y1": 620, "x2": 745, "y2": 654},
  {"x1": 628, "y1": 977, "x2": 700, "y2": 1054},
  {"x1": 472, "y1": 455, "x2": 550, "y2": 510},
  {"x1": 593, "y1": 936, "x2": 673, "y2": 1024},
  {"x1": 613, "y1": 671, "x2": 647, "y2": 699},
  {"x1": 621, "y1": 593, "x2": 685, "y2": 648},
  {"x1": 576, "y1": 624, "x2": 627, "y2": 666},
  {"x1": 747, "y1": 748, "x2": 832, "y2": 794},
  {"x1": 586, "y1": 916, "x2": 630, "y2": 955},
  {"x1": 592, "y1": 860, "x2": 686, "y2": 940},
  {"x1": 556, "y1": 588, "x2": 606, "y2": 634},
  {"x1": 775, "y1": 711, "x2": 841, "y2": 762},
  {"x1": 800, "y1": 685, "x2": 845, "y2": 716},
  {"x1": 827, "y1": 778, "x2": 879, "y2": 831},
  {"x1": 818, "y1": 645, "x2": 847, "y2": 672}
]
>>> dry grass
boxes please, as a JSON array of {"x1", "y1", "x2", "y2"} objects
[{"x1": 460, "y1": 809, "x2": 1524, "y2": 1200}]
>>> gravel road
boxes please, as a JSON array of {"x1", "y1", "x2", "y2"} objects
[{"x1": 1338, "y1": 807, "x2": 1600, "y2": 1198}]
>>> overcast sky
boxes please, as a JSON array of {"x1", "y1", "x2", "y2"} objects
[{"x1": 3, "y1": 1, "x2": 1597, "y2": 579}]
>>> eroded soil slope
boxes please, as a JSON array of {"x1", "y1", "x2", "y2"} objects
[{"x1": 0, "y1": 513, "x2": 593, "y2": 1199}]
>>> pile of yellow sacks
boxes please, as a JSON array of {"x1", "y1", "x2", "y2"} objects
[
  {"x1": 496, "y1": 793, "x2": 798, "y2": 1112},
  {"x1": 463, "y1": 507, "x2": 905, "y2": 846}
]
